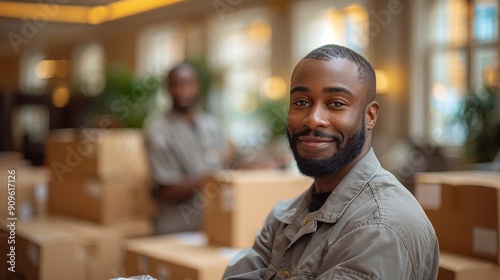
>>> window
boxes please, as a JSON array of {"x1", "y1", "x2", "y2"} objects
[
  {"x1": 209, "y1": 8, "x2": 272, "y2": 147},
  {"x1": 19, "y1": 50, "x2": 46, "y2": 94},
  {"x1": 15, "y1": 51, "x2": 49, "y2": 149},
  {"x1": 73, "y1": 42, "x2": 106, "y2": 97},
  {"x1": 137, "y1": 24, "x2": 185, "y2": 118},
  {"x1": 292, "y1": 0, "x2": 369, "y2": 64},
  {"x1": 416, "y1": 0, "x2": 499, "y2": 146}
]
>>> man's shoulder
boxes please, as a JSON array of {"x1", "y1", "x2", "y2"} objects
[
  {"x1": 145, "y1": 114, "x2": 168, "y2": 130},
  {"x1": 367, "y1": 167, "x2": 437, "y2": 240},
  {"x1": 196, "y1": 111, "x2": 222, "y2": 125},
  {"x1": 143, "y1": 113, "x2": 179, "y2": 141}
]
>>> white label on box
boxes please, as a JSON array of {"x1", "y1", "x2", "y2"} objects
[
  {"x1": 35, "y1": 182, "x2": 48, "y2": 203},
  {"x1": 220, "y1": 187, "x2": 234, "y2": 212},
  {"x1": 172, "y1": 232, "x2": 207, "y2": 245},
  {"x1": 473, "y1": 227, "x2": 498, "y2": 256},
  {"x1": 85, "y1": 179, "x2": 102, "y2": 199},
  {"x1": 414, "y1": 183, "x2": 441, "y2": 210},
  {"x1": 19, "y1": 202, "x2": 33, "y2": 220}
]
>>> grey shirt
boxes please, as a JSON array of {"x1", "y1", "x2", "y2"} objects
[
  {"x1": 144, "y1": 110, "x2": 226, "y2": 234},
  {"x1": 223, "y1": 149, "x2": 439, "y2": 279}
]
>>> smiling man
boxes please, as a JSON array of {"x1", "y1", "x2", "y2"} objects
[{"x1": 223, "y1": 45, "x2": 439, "y2": 280}]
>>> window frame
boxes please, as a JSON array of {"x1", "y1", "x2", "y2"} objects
[{"x1": 411, "y1": 0, "x2": 500, "y2": 156}]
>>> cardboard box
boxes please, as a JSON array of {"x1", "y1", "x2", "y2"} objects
[
  {"x1": 203, "y1": 169, "x2": 312, "y2": 248},
  {"x1": 51, "y1": 216, "x2": 124, "y2": 280},
  {"x1": 48, "y1": 173, "x2": 155, "y2": 225},
  {"x1": 0, "y1": 166, "x2": 49, "y2": 220},
  {"x1": 45, "y1": 128, "x2": 148, "y2": 180},
  {"x1": 415, "y1": 171, "x2": 500, "y2": 264},
  {"x1": 438, "y1": 251, "x2": 500, "y2": 280},
  {"x1": 123, "y1": 232, "x2": 240, "y2": 280},
  {"x1": 113, "y1": 218, "x2": 155, "y2": 239},
  {"x1": 0, "y1": 217, "x2": 122, "y2": 280}
]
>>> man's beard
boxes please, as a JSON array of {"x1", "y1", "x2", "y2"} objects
[{"x1": 287, "y1": 119, "x2": 366, "y2": 178}]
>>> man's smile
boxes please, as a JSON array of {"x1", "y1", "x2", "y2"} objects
[
  {"x1": 297, "y1": 136, "x2": 335, "y2": 148},
  {"x1": 295, "y1": 135, "x2": 339, "y2": 157}
]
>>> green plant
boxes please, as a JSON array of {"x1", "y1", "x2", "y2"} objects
[
  {"x1": 86, "y1": 65, "x2": 160, "y2": 128},
  {"x1": 455, "y1": 86, "x2": 500, "y2": 163},
  {"x1": 255, "y1": 95, "x2": 289, "y2": 142}
]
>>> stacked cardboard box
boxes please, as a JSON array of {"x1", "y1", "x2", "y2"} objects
[
  {"x1": 0, "y1": 166, "x2": 49, "y2": 221},
  {"x1": 438, "y1": 251, "x2": 500, "y2": 280},
  {"x1": 203, "y1": 169, "x2": 312, "y2": 248},
  {"x1": 123, "y1": 232, "x2": 241, "y2": 280},
  {"x1": 415, "y1": 171, "x2": 500, "y2": 279},
  {"x1": 113, "y1": 169, "x2": 310, "y2": 279},
  {"x1": 45, "y1": 128, "x2": 155, "y2": 236},
  {"x1": 0, "y1": 216, "x2": 122, "y2": 280}
]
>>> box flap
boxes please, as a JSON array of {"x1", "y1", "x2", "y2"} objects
[
  {"x1": 15, "y1": 220, "x2": 84, "y2": 246},
  {"x1": 415, "y1": 171, "x2": 500, "y2": 189}
]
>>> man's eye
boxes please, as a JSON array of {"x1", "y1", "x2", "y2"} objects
[
  {"x1": 294, "y1": 100, "x2": 309, "y2": 106},
  {"x1": 330, "y1": 101, "x2": 345, "y2": 107}
]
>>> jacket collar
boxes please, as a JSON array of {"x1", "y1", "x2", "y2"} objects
[{"x1": 275, "y1": 148, "x2": 381, "y2": 224}]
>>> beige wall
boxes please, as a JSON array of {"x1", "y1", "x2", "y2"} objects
[{"x1": 367, "y1": 0, "x2": 412, "y2": 154}]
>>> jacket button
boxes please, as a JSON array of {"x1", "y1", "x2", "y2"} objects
[
  {"x1": 303, "y1": 217, "x2": 309, "y2": 225},
  {"x1": 282, "y1": 270, "x2": 290, "y2": 278}
]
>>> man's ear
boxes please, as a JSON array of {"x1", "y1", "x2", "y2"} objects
[{"x1": 365, "y1": 101, "x2": 379, "y2": 130}]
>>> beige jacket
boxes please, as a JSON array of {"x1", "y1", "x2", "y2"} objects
[{"x1": 223, "y1": 149, "x2": 439, "y2": 280}]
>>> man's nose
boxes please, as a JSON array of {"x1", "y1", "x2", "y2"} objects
[{"x1": 302, "y1": 104, "x2": 329, "y2": 129}]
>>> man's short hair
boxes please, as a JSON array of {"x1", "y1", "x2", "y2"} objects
[
  {"x1": 302, "y1": 44, "x2": 376, "y2": 102},
  {"x1": 166, "y1": 61, "x2": 199, "y2": 85}
]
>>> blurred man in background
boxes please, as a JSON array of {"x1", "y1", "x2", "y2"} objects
[
  {"x1": 144, "y1": 62, "x2": 227, "y2": 234},
  {"x1": 223, "y1": 45, "x2": 439, "y2": 279}
]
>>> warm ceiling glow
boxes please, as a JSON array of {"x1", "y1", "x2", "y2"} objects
[
  {"x1": 0, "y1": 0, "x2": 185, "y2": 25},
  {"x1": 52, "y1": 86, "x2": 71, "y2": 108},
  {"x1": 262, "y1": 76, "x2": 287, "y2": 100},
  {"x1": 86, "y1": 5, "x2": 112, "y2": 25}
]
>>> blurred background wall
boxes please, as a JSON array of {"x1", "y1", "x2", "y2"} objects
[{"x1": 0, "y1": 0, "x2": 499, "y2": 187}]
